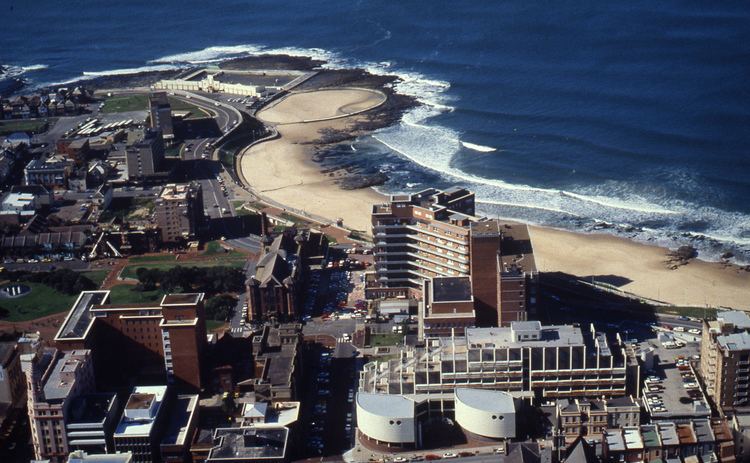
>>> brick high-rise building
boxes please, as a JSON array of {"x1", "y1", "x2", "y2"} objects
[
  {"x1": 371, "y1": 187, "x2": 475, "y2": 294},
  {"x1": 54, "y1": 291, "x2": 207, "y2": 392},
  {"x1": 148, "y1": 92, "x2": 174, "y2": 140},
  {"x1": 371, "y1": 188, "x2": 537, "y2": 327},
  {"x1": 22, "y1": 349, "x2": 95, "y2": 463},
  {"x1": 154, "y1": 182, "x2": 204, "y2": 244},
  {"x1": 700, "y1": 311, "x2": 750, "y2": 412}
]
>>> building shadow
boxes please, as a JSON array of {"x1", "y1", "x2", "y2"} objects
[{"x1": 581, "y1": 274, "x2": 633, "y2": 287}]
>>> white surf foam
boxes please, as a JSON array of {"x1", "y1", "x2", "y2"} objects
[
  {"x1": 123, "y1": 43, "x2": 750, "y2": 258},
  {"x1": 2, "y1": 64, "x2": 49, "y2": 78},
  {"x1": 461, "y1": 141, "x2": 496, "y2": 153},
  {"x1": 20, "y1": 64, "x2": 48, "y2": 73},
  {"x1": 82, "y1": 64, "x2": 182, "y2": 77}
]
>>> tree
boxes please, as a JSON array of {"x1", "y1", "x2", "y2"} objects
[{"x1": 204, "y1": 294, "x2": 237, "y2": 321}]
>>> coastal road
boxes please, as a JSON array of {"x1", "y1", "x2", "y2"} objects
[{"x1": 170, "y1": 93, "x2": 263, "y2": 255}]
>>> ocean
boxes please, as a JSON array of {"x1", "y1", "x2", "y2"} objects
[{"x1": 2, "y1": 0, "x2": 749, "y2": 262}]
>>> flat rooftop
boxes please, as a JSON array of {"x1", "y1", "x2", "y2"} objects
[
  {"x1": 158, "y1": 183, "x2": 196, "y2": 201},
  {"x1": 66, "y1": 393, "x2": 117, "y2": 425},
  {"x1": 55, "y1": 291, "x2": 111, "y2": 340},
  {"x1": 125, "y1": 393, "x2": 155, "y2": 410},
  {"x1": 215, "y1": 70, "x2": 298, "y2": 88},
  {"x1": 208, "y1": 427, "x2": 288, "y2": 461},
  {"x1": 717, "y1": 310, "x2": 750, "y2": 330},
  {"x1": 499, "y1": 222, "x2": 537, "y2": 275},
  {"x1": 161, "y1": 293, "x2": 203, "y2": 306},
  {"x1": 717, "y1": 331, "x2": 750, "y2": 351},
  {"x1": 470, "y1": 220, "x2": 501, "y2": 237},
  {"x1": 162, "y1": 394, "x2": 198, "y2": 447},
  {"x1": 42, "y1": 350, "x2": 89, "y2": 402},
  {"x1": 431, "y1": 276, "x2": 472, "y2": 303},
  {"x1": 115, "y1": 385, "x2": 167, "y2": 438},
  {"x1": 465, "y1": 324, "x2": 585, "y2": 348}
]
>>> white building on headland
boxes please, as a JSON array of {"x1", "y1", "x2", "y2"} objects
[{"x1": 155, "y1": 68, "x2": 312, "y2": 98}]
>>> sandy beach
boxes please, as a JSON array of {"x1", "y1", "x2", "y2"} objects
[{"x1": 240, "y1": 88, "x2": 750, "y2": 310}]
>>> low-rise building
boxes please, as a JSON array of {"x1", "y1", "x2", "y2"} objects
[
  {"x1": 558, "y1": 396, "x2": 640, "y2": 445},
  {"x1": 206, "y1": 427, "x2": 289, "y2": 463},
  {"x1": 113, "y1": 386, "x2": 170, "y2": 463},
  {"x1": 600, "y1": 420, "x2": 736, "y2": 463},
  {"x1": 156, "y1": 68, "x2": 306, "y2": 97},
  {"x1": 24, "y1": 156, "x2": 73, "y2": 188},
  {"x1": 237, "y1": 324, "x2": 301, "y2": 403}
]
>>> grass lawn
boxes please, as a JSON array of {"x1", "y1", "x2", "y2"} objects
[
  {"x1": 100, "y1": 94, "x2": 210, "y2": 118},
  {"x1": 0, "y1": 270, "x2": 110, "y2": 321},
  {"x1": 203, "y1": 241, "x2": 246, "y2": 259},
  {"x1": 168, "y1": 97, "x2": 211, "y2": 119},
  {"x1": 82, "y1": 270, "x2": 109, "y2": 288},
  {"x1": 0, "y1": 119, "x2": 50, "y2": 136},
  {"x1": 128, "y1": 255, "x2": 177, "y2": 264},
  {"x1": 368, "y1": 332, "x2": 405, "y2": 347},
  {"x1": 107, "y1": 284, "x2": 165, "y2": 304},
  {"x1": 0, "y1": 283, "x2": 78, "y2": 322},
  {"x1": 654, "y1": 305, "x2": 718, "y2": 319},
  {"x1": 120, "y1": 259, "x2": 245, "y2": 280},
  {"x1": 101, "y1": 94, "x2": 148, "y2": 113}
]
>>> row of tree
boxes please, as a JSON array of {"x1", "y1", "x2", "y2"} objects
[
  {"x1": 134, "y1": 265, "x2": 245, "y2": 294},
  {"x1": 4, "y1": 269, "x2": 96, "y2": 294}
]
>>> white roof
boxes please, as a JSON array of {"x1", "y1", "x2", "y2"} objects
[
  {"x1": 356, "y1": 392, "x2": 414, "y2": 419},
  {"x1": 455, "y1": 387, "x2": 515, "y2": 414},
  {"x1": 114, "y1": 385, "x2": 167, "y2": 437}
]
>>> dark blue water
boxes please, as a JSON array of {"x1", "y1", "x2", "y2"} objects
[{"x1": 2, "y1": 0, "x2": 749, "y2": 261}]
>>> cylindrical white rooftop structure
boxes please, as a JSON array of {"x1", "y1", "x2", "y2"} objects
[
  {"x1": 356, "y1": 392, "x2": 416, "y2": 444},
  {"x1": 454, "y1": 388, "x2": 516, "y2": 439}
]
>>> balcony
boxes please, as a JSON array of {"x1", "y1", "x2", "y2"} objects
[{"x1": 377, "y1": 243, "x2": 470, "y2": 264}]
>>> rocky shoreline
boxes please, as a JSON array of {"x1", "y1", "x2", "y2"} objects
[
  {"x1": 298, "y1": 70, "x2": 418, "y2": 190},
  {"x1": 6, "y1": 53, "x2": 418, "y2": 191},
  {"x1": 0, "y1": 65, "x2": 26, "y2": 97},
  {"x1": 220, "y1": 56, "x2": 418, "y2": 191}
]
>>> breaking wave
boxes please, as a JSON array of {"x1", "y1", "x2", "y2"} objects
[{"x1": 461, "y1": 141, "x2": 496, "y2": 152}]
